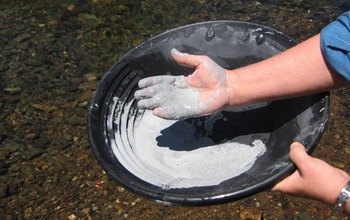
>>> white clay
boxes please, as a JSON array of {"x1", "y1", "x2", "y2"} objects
[{"x1": 129, "y1": 110, "x2": 268, "y2": 189}]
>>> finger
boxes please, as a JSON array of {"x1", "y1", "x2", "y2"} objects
[
  {"x1": 171, "y1": 48, "x2": 205, "y2": 69},
  {"x1": 138, "y1": 75, "x2": 184, "y2": 88},
  {"x1": 271, "y1": 170, "x2": 301, "y2": 192},
  {"x1": 185, "y1": 72, "x2": 203, "y2": 87},
  {"x1": 134, "y1": 88, "x2": 153, "y2": 100},
  {"x1": 138, "y1": 76, "x2": 173, "y2": 88},
  {"x1": 136, "y1": 82, "x2": 173, "y2": 100},
  {"x1": 138, "y1": 77, "x2": 163, "y2": 88},
  {"x1": 153, "y1": 107, "x2": 166, "y2": 118},
  {"x1": 137, "y1": 98, "x2": 160, "y2": 110},
  {"x1": 153, "y1": 107, "x2": 188, "y2": 120}
]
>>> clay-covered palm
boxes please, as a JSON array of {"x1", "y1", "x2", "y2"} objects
[{"x1": 134, "y1": 49, "x2": 230, "y2": 120}]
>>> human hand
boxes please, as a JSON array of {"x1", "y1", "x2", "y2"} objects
[
  {"x1": 134, "y1": 49, "x2": 231, "y2": 120},
  {"x1": 272, "y1": 142, "x2": 350, "y2": 205}
]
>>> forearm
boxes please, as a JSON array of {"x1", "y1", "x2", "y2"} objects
[{"x1": 227, "y1": 34, "x2": 350, "y2": 106}]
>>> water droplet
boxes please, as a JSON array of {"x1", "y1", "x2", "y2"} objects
[
  {"x1": 256, "y1": 33, "x2": 265, "y2": 45},
  {"x1": 205, "y1": 26, "x2": 215, "y2": 41}
]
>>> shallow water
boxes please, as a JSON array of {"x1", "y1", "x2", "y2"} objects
[{"x1": 1, "y1": 0, "x2": 350, "y2": 219}]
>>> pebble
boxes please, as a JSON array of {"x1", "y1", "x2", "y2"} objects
[
  {"x1": 115, "y1": 203, "x2": 123, "y2": 216},
  {"x1": 131, "y1": 198, "x2": 141, "y2": 206},
  {"x1": 82, "y1": 207, "x2": 91, "y2": 215},
  {"x1": 84, "y1": 73, "x2": 100, "y2": 82},
  {"x1": 78, "y1": 90, "x2": 93, "y2": 102},
  {"x1": 239, "y1": 15, "x2": 251, "y2": 21},
  {"x1": 25, "y1": 133, "x2": 39, "y2": 140},
  {"x1": 3, "y1": 87, "x2": 22, "y2": 94},
  {"x1": 68, "y1": 214, "x2": 77, "y2": 220},
  {"x1": 9, "y1": 163, "x2": 21, "y2": 172},
  {"x1": 78, "y1": 101, "x2": 89, "y2": 108},
  {"x1": 0, "y1": 183, "x2": 8, "y2": 198},
  {"x1": 92, "y1": 204, "x2": 99, "y2": 212},
  {"x1": 1, "y1": 1, "x2": 348, "y2": 219},
  {"x1": 117, "y1": 186, "x2": 126, "y2": 193},
  {"x1": 344, "y1": 147, "x2": 350, "y2": 154},
  {"x1": 6, "y1": 142, "x2": 20, "y2": 153},
  {"x1": 0, "y1": 148, "x2": 11, "y2": 161},
  {"x1": 332, "y1": 161, "x2": 345, "y2": 169},
  {"x1": 297, "y1": 211, "x2": 313, "y2": 220},
  {"x1": 239, "y1": 209, "x2": 263, "y2": 220},
  {"x1": 32, "y1": 103, "x2": 58, "y2": 112},
  {"x1": 78, "y1": 82, "x2": 97, "y2": 90},
  {"x1": 26, "y1": 147, "x2": 44, "y2": 160}
]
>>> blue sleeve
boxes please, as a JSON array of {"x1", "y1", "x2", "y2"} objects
[{"x1": 320, "y1": 11, "x2": 350, "y2": 81}]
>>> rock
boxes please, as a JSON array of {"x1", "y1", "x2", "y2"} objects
[
  {"x1": 84, "y1": 73, "x2": 100, "y2": 82},
  {"x1": 78, "y1": 101, "x2": 89, "y2": 108},
  {"x1": 25, "y1": 132, "x2": 40, "y2": 140},
  {"x1": 51, "y1": 89, "x2": 66, "y2": 96},
  {"x1": 8, "y1": 163, "x2": 21, "y2": 172},
  {"x1": 68, "y1": 214, "x2": 77, "y2": 220},
  {"x1": 78, "y1": 82, "x2": 97, "y2": 91},
  {"x1": 239, "y1": 15, "x2": 251, "y2": 21},
  {"x1": 297, "y1": 210, "x2": 313, "y2": 220},
  {"x1": 78, "y1": 90, "x2": 93, "y2": 102},
  {"x1": 332, "y1": 161, "x2": 345, "y2": 169},
  {"x1": 77, "y1": 13, "x2": 103, "y2": 27},
  {"x1": 115, "y1": 203, "x2": 123, "y2": 216},
  {"x1": 82, "y1": 207, "x2": 91, "y2": 215},
  {"x1": 0, "y1": 183, "x2": 8, "y2": 198},
  {"x1": 26, "y1": 147, "x2": 44, "y2": 160},
  {"x1": 52, "y1": 109, "x2": 64, "y2": 118},
  {"x1": 32, "y1": 103, "x2": 58, "y2": 112},
  {"x1": 0, "y1": 148, "x2": 11, "y2": 161},
  {"x1": 6, "y1": 142, "x2": 20, "y2": 153},
  {"x1": 3, "y1": 87, "x2": 21, "y2": 94},
  {"x1": 344, "y1": 147, "x2": 350, "y2": 154},
  {"x1": 92, "y1": 204, "x2": 98, "y2": 212},
  {"x1": 239, "y1": 209, "x2": 263, "y2": 220}
]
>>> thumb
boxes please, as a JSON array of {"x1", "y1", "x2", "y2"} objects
[
  {"x1": 171, "y1": 49, "x2": 202, "y2": 68},
  {"x1": 289, "y1": 142, "x2": 309, "y2": 168},
  {"x1": 271, "y1": 142, "x2": 307, "y2": 192}
]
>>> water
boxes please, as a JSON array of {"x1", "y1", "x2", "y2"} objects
[
  {"x1": 0, "y1": 0, "x2": 349, "y2": 219},
  {"x1": 131, "y1": 110, "x2": 268, "y2": 189}
]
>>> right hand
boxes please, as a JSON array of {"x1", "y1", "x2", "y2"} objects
[
  {"x1": 134, "y1": 49, "x2": 231, "y2": 120},
  {"x1": 272, "y1": 142, "x2": 350, "y2": 206}
]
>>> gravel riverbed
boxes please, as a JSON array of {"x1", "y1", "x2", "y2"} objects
[{"x1": 1, "y1": 0, "x2": 350, "y2": 219}]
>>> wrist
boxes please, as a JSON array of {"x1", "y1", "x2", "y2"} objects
[
  {"x1": 225, "y1": 69, "x2": 243, "y2": 107},
  {"x1": 225, "y1": 67, "x2": 269, "y2": 107},
  {"x1": 335, "y1": 180, "x2": 350, "y2": 214}
]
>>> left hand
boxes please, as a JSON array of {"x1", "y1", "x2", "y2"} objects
[{"x1": 135, "y1": 49, "x2": 231, "y2": 120}]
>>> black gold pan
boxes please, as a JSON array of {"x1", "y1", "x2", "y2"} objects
[{"x1": 88, "y1": 21, "x2": 329, "y2": 206}]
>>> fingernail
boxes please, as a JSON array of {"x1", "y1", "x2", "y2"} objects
[{"x1": 171, "y1": 48, "x2": 187, "y2": 57}]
